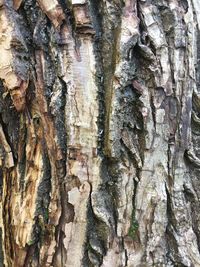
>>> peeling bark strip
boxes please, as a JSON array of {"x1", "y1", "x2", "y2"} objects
[
  {"x1": 0, "y1": 2, "x2": 29, "y2": 111},
  {"x1": 0, "y1": 0, "x2": 200, "y2": 266}
]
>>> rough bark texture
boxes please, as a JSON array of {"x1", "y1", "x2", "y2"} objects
[{"x1": 0, "y1": 0, "x2": 200, "y2": 266}]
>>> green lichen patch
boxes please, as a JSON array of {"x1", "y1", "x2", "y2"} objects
[{"x1": 128, "y1": 211, "x2": 139, "y2": 240}]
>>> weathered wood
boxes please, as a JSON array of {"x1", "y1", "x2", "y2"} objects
[{"x1": 0, "y1": 0, "x2": 200, "y2": 266}]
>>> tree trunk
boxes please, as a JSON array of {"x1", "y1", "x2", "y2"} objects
[{"x1": 0, "y1": 0, "x2": 200, "y2": 266}]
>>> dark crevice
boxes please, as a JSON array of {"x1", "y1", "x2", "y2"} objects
[
  {"x1": 18, "y1": 119, "x2": 27, "y2": 191},
  {"x1": 3, "y1": 171, "x2": 15, "y2": 266},
  {"x1": 183, "y1": 183, "x2": 200, "y2": 252},
  {"x1": 84, "y1": 191, "x2": 106, "y2": 267},
  {"x1": 0, "y1": 102, "x2": 20, "y2": 163},
  {"x1": 150, "y1": 93, "x2": 157, "y2": 130}
]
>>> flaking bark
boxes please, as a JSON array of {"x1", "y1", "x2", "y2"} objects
[{"x1": 0, "y1": 0, "x2": 200, "y2": 266}]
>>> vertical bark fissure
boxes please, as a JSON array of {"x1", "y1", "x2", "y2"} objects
[{"x1": 1, "y1": 0, "x2": 200, "y2": 266}]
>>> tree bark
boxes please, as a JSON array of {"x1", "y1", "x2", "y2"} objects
[{"x1": 0, "y1": 0, "x2": 200, "y2": 266}]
